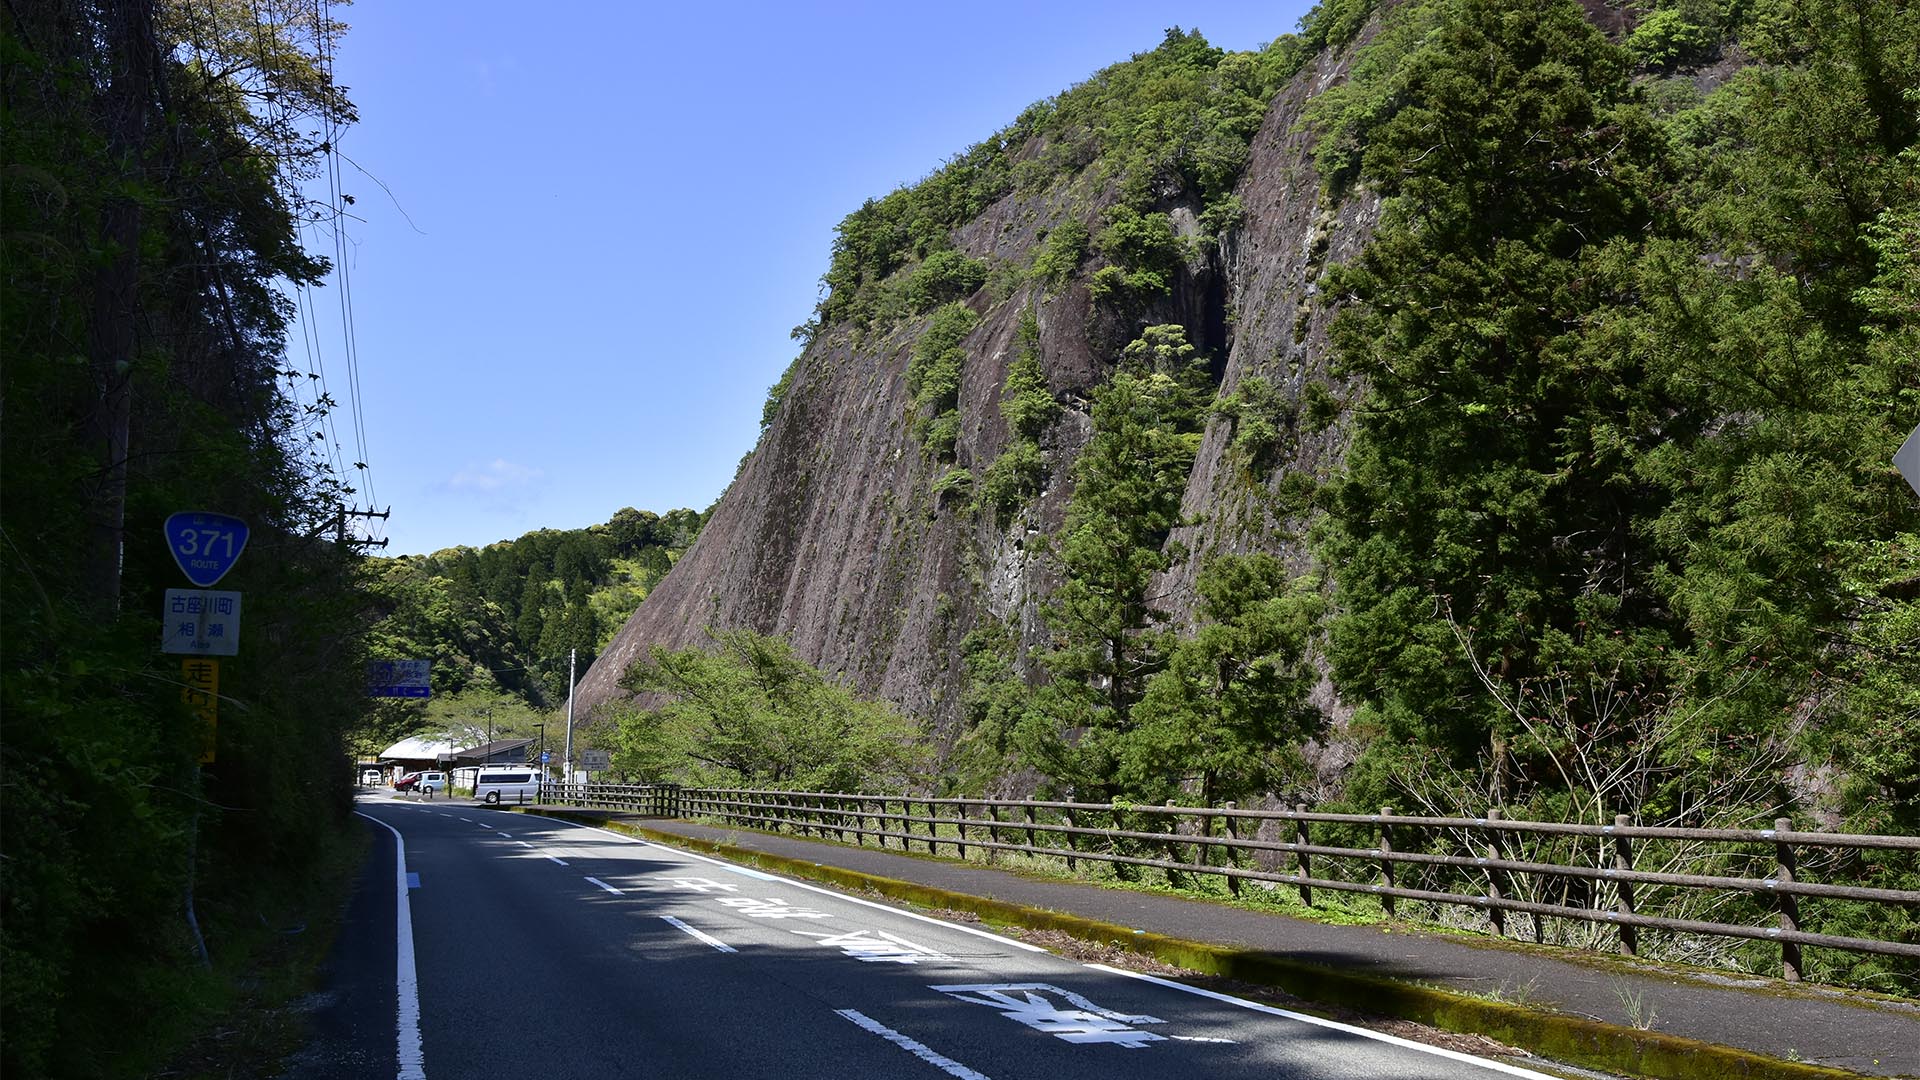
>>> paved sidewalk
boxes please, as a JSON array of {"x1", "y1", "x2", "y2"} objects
[{"x1": 546, "y1": 811, "x2": 1918, "y2": 1079}]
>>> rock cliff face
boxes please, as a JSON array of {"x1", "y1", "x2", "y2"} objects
[{"x1": 575, "y1": 21, "x2": 1388, "y2": 738}]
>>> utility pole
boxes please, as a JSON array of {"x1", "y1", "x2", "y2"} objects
[
  {"x1": 83, "y1": 0, "x2": 158, "y2": 617},
  {"x1": 335, "y1": 506, "x2": 392, "y2": 551},
  {"x1": 564, "y1": 648, "x2": 576, "y2": 787}
]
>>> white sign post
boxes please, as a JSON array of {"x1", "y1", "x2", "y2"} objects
[{"x1": 160, "y1": 589, "x2": 242, "y2": 656}]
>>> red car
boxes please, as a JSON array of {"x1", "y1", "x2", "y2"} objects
[{"x1": 392, "y1": 771, "x2": 443, "y2": 794}]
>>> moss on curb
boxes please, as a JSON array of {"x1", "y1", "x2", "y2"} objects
[{"x1": 520, "y1": 808, "x2": 1872, "y2": 1080}]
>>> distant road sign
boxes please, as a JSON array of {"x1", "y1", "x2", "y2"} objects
[
  {"x1": 161, "y1": 589, "x2": 242, "y2": 656},
  {"x1": 540, "y1": 751, "x2": 551, "y2": 764},
  {"x1": 164, "y1": 512, "x2": 249, "y2": 587},
  {"x1": 581, "y1": 749, "x2": 610, "y2": 771},
  {"x1": 367, "y1": 660, "x2": 431, "y2": 698},
  {"x1": 1896, "y1": 422, "x2": 1920, "y2": 500}
]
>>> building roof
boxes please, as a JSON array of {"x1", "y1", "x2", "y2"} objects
[
  {"x1": 378, "y1": 735, "x2": 467, "y2": 761},
  {"x1": 443, "y1": 738, "x2": 534, "y2": 766}
]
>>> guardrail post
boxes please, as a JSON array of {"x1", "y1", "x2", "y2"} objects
[
  {"x1": 1378, "y1": 807, "x2": 1397, "y2": 918},
  {"x1": 1775, "y1": 816, "x2": 1803, "y2": 982},
  {"x1": 1295, "y1": 803, "x2": 1313, "y2": 908},
  {"x1": 1221, "y1": 802, "x2": 1241, "y2": 897},
  {"x1": 1062, "y1": 808, "x2": 1079, "y2": 872},
  {"x1": 955, "y1": 802, "x2": 970, "y2": 861},
  {"x1": 1163, "y1": 800, "x2": 1185, "y2": 888},
  {"x1": 986, "y1": 803, "x2": 1003, "y2": 863},
  {"x1": 1614, "y1": 813, "x2": 1637, "y2": 957},
  {"x1": 1485, "y1": 808, "x2": 1507, "y2": 938},
  {"x1": 1023, "y1": 803, "x2": 1036, "y2": 850}
]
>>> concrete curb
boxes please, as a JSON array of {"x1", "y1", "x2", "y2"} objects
[{"x1": 522, "y1": 807, "x2": 1873, "y2": 1080}]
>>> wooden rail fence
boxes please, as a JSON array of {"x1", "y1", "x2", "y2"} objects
[{"x1": 540, "y1": 783, "x2": 1920, "y2": 981}]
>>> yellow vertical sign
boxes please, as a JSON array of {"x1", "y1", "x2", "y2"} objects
[{"x1": 182, "y1": 658, "x2": 218, "y2": 763}]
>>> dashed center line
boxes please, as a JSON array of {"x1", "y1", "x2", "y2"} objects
[
  {"x1": 836, "y1": 1009, "x2": 991, "y2": 1080},
  {"x1": 585, "y1": 877, "x2": 624, "y2": 895},
  {"x1": 478, "y1": 822, "x2": 494, "y2": 829},
  {"x1": 546, "y1": 854, "x2": 570, "y2": 866},
  {"x1": 662, "y1": 915, "x2": 736, "y2": 953}
]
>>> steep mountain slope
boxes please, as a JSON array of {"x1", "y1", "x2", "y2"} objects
[{"x1": 576, "y1": 19, "x2": 1386, "y2": 729}]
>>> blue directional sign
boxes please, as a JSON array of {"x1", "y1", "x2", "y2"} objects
[
  {"x1": 367, "y1": 660, "x2": 431, "y2": 698},
  {"x1": 164, "y1": 511, "x2": 249, "y2": 587},
  {"x1": 540, "y1": 751, "x2": 552, "y2": 764}
]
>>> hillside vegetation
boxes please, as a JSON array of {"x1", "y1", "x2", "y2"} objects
[{"x1": 360, "y1": 507, "x2": 708, "y2": 752}]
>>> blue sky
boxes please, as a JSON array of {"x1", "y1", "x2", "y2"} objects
[{"x1": 307, "y1": 1, "x2": 1316, "y2": 556}]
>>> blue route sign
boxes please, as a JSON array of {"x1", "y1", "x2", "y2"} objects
[
  {"x1": 540, "y1": 751, "x2": 552, "y2": 764},
  {"x1": 164, "y1": 511, "x2": 249, "y2": 587}
]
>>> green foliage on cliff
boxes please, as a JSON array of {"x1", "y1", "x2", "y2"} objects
[
  {"x1": 815, "y1": 19, "x2": 1338, "y2": 330},
  {"x1": 978, "y1": 309, "x2": 1061, "y2": 521},
  {"x1": 907, "y1": 303, "x2": 980, "y2": 461}
]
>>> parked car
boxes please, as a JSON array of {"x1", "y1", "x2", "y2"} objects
[
  {"x1": 394, "y1": 771, "x2": 445, "y2": 795},
  {"x1": 473, "y1": 766, "x2": 541, "y2": 805}
]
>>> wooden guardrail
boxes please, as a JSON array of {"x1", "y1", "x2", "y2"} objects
[{"x1": 540, "y1": 783, "x2": 1920, "y2": 982}]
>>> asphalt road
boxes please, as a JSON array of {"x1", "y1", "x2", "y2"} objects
[{"x1": 295, "y1": 795, "x2": 1568, "y2": 1080}]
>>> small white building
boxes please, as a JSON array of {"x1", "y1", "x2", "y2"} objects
[{"x1": 378, "y1": 735, "x2": 469, "y2": 782}]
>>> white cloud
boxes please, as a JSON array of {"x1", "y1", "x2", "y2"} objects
[{"x1": 447, "y1": 458, "x2": 543, "y2": 493}]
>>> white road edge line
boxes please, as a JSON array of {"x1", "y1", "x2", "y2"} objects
[
  {"x1": 354, "y1": 811, "x2": 426, "y2": 1080},
  {"x1": 585, "y1": 877, "x2": 624, "y2": 895},
  {"x1": 661, "y1": 915, "x2": 737, "y2": 953},
  {"x1": 835, "y1": 1009, "x2": 993, "y2": 1080},
  {"x1": 547, "y1": 818, "x2": 1045, "y2": 954},
  {"x1": 1084, "y1": 964, "x2": 1562, "y2": 1079}
]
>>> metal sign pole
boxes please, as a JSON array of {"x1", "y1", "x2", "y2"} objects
[{"x1": 564, "y1": 647, "x2": 576, "y2": 788}]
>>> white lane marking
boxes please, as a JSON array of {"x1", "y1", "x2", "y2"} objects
[
  {"x1": 496, "y1": 832, "x2": 512, "y2": 839},
  {"x1": 1085, "y1": 964, "x2": 1563, "y2": 1078},
  {"x1": 544, "y1": 819, "x2": 1044, "y2": 954},
  {"x1": 457, "y1": 817, "x2": 471, "y2": 823},
  {"x1": 933, "y1": 983, "x2": 1167, "y2": 1048},
  {"x1": 835, "y1": 1009, "x2": 993, "y2": 1080},
  {"x1": 722, "y1": 864, "x2": 780, "y2": 882},
  {"x1": 585, "y1": 877, "x2": 624, "y2": 896},
  {"x1": 478, "y1": 823, "x2": 493, "y2": 830},
  {"x1": 354, "y1": 811, "x2": 426, "y2": 1080},
  {"x1": 545, "y1": 854, "x2": 570, "y2": 866},
  {"x1": 714, "y1": 896, "x2": 831, "y2": 920},
  {"x1": 661, "y1": 915, "x2": 737, "y2": 953},
  {"x1": 516, "y1": 841, "x2": 533, "y2": 847},
  {"x1": 793, "y1": 927, "x2": 953, "y2": 965}
]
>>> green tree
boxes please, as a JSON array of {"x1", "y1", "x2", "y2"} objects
[
  {"x1": 1317, "y1": 0, "x2": 1669, "y2": 811},
  {"x1": 616, "y1": 629, "x2": 927, "y2": 791},
  {"x1": 1022, "y1": 326, "x2": 1211, "y2": 796},
  {"x1": 1126, "y1": 555, "x2": 1326, "y2": 805}
]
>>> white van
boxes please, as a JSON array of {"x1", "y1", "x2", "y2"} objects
[{"x1": 473, "y1": 766, "x2": 542, "y2": 805}]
